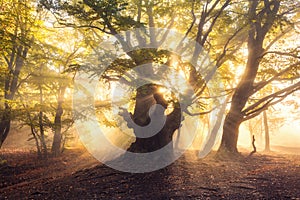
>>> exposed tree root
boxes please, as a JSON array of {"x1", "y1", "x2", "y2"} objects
[{"x1": 215, "y1": 148, "x2": 244, "y2": 161}]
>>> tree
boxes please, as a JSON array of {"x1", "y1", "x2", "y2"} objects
[
  {"x1": 218, "y1": 0, "x2": 300, "y2": 155},
  {"x1": 29, "y1": 29, "x2": 80, "y2": 156},
  {"x1": 49, "y1": 40, "x2": 81, "y2": 156},
  {"x1": 0, "y1": 0, "x2": 42, "y2": 148},
  {"x1": 6, "y1": 17, "x2": 80, "y2": 157},
  {"x1": 16, "y1": 66, "x2": 54, "y2": 158},
  {"x1": 262, "y1": 96, "x2": 300, "y2": 152},
  {"x1": 17, "y1": 62, "x2": 73, "y2": 158}
]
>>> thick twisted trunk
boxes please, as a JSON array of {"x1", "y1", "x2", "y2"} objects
[
  {"x1": 218, "y1": 112, "x2": 242, "y2": 154},
  {"x1": 125, "y1": 84, "x2": 182, "y2": 154}
]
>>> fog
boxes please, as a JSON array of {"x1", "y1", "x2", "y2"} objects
[
  {"x1": 2, "y1": 118, "x2": 299, "y2": 157},
  {"x1": 238, "y1": 120, "x2": 300, "y2": 153}
]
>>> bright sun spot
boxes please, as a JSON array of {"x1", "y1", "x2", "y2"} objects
[{"x1": 158, "y1": 87, "x2": 168, "y2": 94}]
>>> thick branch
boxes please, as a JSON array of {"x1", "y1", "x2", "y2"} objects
[
  {"x1": 253, "y1": 61, "x2": 300, "y2": 94},
  {"x1": 242, "y1": 81, "x2": 300, "y2": 121}
]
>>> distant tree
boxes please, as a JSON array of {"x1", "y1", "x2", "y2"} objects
[
  {"x1": 263, "y1": 110, "x2": 270, "y2": 152},
  {"x1": 22, "y1": 29, "x2": 80, "y2": 156},
  {"x1": 263, "y1": 95, "x2": 300, "y2": 151},
  {"x1": 17, "y1": 66, "x2": 54, "y2": 158}
]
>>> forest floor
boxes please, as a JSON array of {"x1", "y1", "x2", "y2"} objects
[{"x1": 0, "y1": 147, "x2": 299, "y2": 200}]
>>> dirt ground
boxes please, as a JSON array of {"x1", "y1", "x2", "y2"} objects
[{"x1": 0, "y1": 148, "x2": 299, "y2": 200}]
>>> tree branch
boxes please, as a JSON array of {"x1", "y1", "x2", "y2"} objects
[
  {"x1": 242, "y1": 81, "x2": 300, "y2": 121},
  {"x1": 216, "y1": 24, "x2": 247, "y2": 67},
  {"x1": 201, "y1": 0, "x2": 230, "y2": 46},
  {"x1": 260, "y1": 51, "x2": 300, "y2": 59},
  {"x1": 253, "y1": 61, "x2": 300, "y2": 94},
  {"x1": 176, "y1": 0, "x2": 196, "y2": 51}
]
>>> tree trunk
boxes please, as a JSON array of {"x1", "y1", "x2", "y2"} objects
[
  {"x1": 51, "y1": 86, "x2": 66, "y2": 156},
  {"x1": 0, "y1": 103, "x2": 11, "y2": 148},
  {"x1": 27, "y1": 107, "x2": 42, "y2": 157},
  {"x1": 263, "y1": 110, "x2": 270, "y2": 152},
  {"x1": 248, "y1": 120, "x2": 254, "y2": 148},
  {"x1": 123, "y1": 84, "x2": 182, "y2": 155},
  {"x1": 218, "y1": 112, "x2": 242, "y2": 154},
  {"x1": 39, "y1": 85, "x2": 48, "y2": 158},
  {"x1": 218, "y1": 41, "x2": 263, "y2": 155},
  {"x1": 0, "y1": 115, "x2": 11, "y2": 148}
]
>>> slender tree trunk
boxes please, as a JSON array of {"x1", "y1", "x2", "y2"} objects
[
  {"x1": 31, "y1": 127, "x2": 42, "y2": 158},
  {"x1": 263, "y1": 110, "x2": 270, "y2": 152},
  {"x1": 27, "y1": 109, "x2": 42, "y2": 157},
  {"x1": 38, "y1": 85, "x2": 47, "y2": 158},
  {"x1": 260, "y1": 115, "x2": 264, "y2": 143},
  {"x1": 248, "y1": 120, "x2": 254, "y2": 148},
  {"x1": 39, "y1": 110, "x2": 47, "y2": 158},
  {"x1": 51, "y1": 86, "x2": 66, "y2": 156}
]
